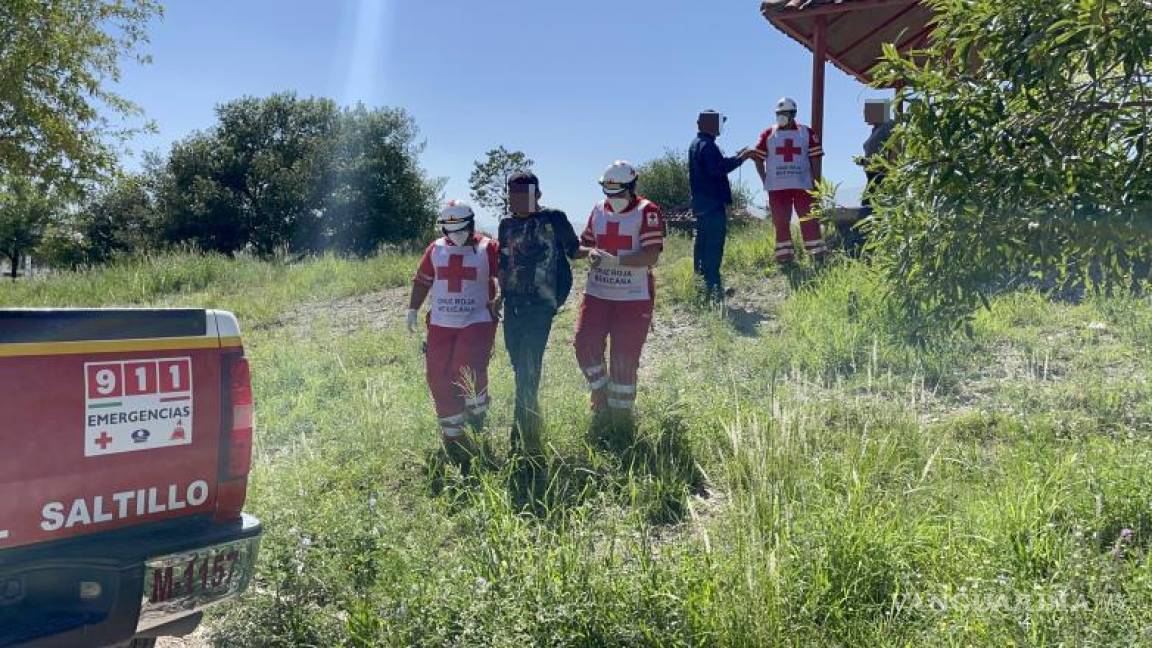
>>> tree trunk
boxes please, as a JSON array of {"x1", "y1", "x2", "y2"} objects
[{"x1": 9, "y1": 251, "x2": 20, "y2": 280}]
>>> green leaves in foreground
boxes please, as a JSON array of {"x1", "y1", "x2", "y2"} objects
[
  {"x1": 868, "y1": 0, "x2": 1152, "y2": 337},
  {"x1": 0, "y1": 0, "x2": 161, "y2": 186}
]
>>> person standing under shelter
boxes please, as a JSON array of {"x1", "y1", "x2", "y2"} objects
[
  {"x1": 688, "y1": 109, "x2": 762, "y2": 302},
  {"x1": 497, "y1": 171, "x2": 581, "y2": 458},
  {"x1": 754, "y1": 97, "x2": 827, "y2": 264},
  {"x1": 843, "y1": 99, "x2": 895, "y2": 257}
]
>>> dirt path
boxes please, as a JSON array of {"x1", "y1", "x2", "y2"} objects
[
  {"x1": 157, "y1": 628, "x2": 210, "y2": 648},
  {"x1": 262, "y1": 259, "x2": 793, "y2": 347},
  {"x1": 260, "y1": 285, "x2": 410, "y2": 336},
  {"x1": 260, "y1": 273, "x2": 793, "y2": 389}
]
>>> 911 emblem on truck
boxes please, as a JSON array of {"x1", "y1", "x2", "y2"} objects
[
  {"x1": 1, "y1": 308, "x2": 262, "y2": 647},
  {"x1": 84, "y1": 357, "x2": 194, "y2": 456}
]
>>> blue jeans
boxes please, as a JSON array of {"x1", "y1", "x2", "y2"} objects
[
  {"x1": 503, "y1": 302, "x2": 556, "y2": 453},
  {"x1": 693, "y1": 208, "x2": 728, "y2": 298}
]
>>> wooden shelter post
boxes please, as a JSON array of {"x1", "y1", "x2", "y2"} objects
[{"x1": 811, "y1": 14, "x2": 828, "y2": 179}]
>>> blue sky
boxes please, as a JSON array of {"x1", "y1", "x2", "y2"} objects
[{"x1": 113, "y1": 1, "x2": 888, "y2": 227}]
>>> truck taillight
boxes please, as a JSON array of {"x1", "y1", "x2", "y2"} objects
[
  {"x1": 216, "y1": 352, "x2": 253, "y2": 523},
  {"x1": 227, "y1": 357, "x2": 254, "y2": 479}
]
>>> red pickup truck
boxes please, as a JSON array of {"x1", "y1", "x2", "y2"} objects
[{"x1": 0, "y1": 309, "x2": 263, "y2": 647}]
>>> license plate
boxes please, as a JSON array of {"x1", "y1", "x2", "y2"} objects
[{"x1": 138, "y1": 537, "x2": 259, "y2": 631}]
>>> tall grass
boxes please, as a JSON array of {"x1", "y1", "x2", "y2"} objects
[
  {"x1": 0, "y1": 249, "x2": 415, "y2": 326},
  {"x1": 5, "y1": 229, "x2": 1151, "y2": 645},
  {"x1": 217, "y1": 313, "x2": 1152, "y2": 645}
]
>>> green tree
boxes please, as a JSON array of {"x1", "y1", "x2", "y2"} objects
[
  {"x1": 636, "y1": 149, "x2": 753, "y2": 214},
  {"x1": 870, "y1": 0, "x2": 1151, "y2": 336},
  {"x1": 77, "y1": 172, "x2": 159, "y2": 263},
  {"x1": 35, "y1": 222, "x2": 88, "y2": 270},
  {"x1": 0, "y1": 176, "x2": 56, "y2": 278},
  {"x1": 324, "y1": 104, "x2": 440, "y2": 254},
  {"x1": 157, "y1": 94, "x2": 440, "y2": 255},
  {"x1": 469, "y1": 147, "x2": 534, "y2": 217},
  {"x1": 0, "y1": 0, "x2": 161, "y2": 185},
  {"x1": 156, "y1": 133, "x2": 249, "y2": 254},
  {"x1": 636, "y1": 151, "x2": 692, "y2": 213},
  {"x1": 161, "y1": 94, "x2": 340, "y2": 254}
]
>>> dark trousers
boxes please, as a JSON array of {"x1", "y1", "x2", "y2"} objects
[
  {"x1": 860, "y1": 171, "x2": 885, "y2": 218},
  {"x1": 839, "y1": 171, "x2": 886, "y2": 258},
  {"x1": 503, "y1": 302, "x2": 556, "y2": 453},
  {"x1": 693, "y1": 208, "x2": 728, "y2": 298}
]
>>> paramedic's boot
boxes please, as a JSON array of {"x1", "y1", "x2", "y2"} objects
[
  {"x1": 467, "y1": 410, "x2": 487, "y2": 434},
  {"x1": 585, "y1": 409, "x2": 613, "y2": 449},
  {"x1": 466, "y1": 413, "x2": 495, "y2": 469},
  {"x1": 444, "y1": 435, "x2": 480, "y2": 477},
  {"x1": 606, "y1": 408, "x2": 637, "y2": 452},
  {"x1": 423, "y1": 448, "x2": 448, "y2": 496}
]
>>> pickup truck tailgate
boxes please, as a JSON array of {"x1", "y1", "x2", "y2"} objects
[{"x1": 0, "y1": 309, "x2": 243, "y2": 551}]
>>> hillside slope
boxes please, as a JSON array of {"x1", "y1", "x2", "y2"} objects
[{"x1": 9, "y1": 225, "x2": 1151, "y2": 646}]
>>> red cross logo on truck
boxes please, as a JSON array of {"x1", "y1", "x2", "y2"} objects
[
  {"x1": 775, "y1": 138, "x2": 803, "y2": 163},
  {"x1": 436, "y1": 255, "x2": 477, "y2": 293},
  {"x1": 94, "y1": 431, "x2": 113, "y2": 450},
  {"x1": 597, "y1": 222, "x2": 634, "y2": 255}
]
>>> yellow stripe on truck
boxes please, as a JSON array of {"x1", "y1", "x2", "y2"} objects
[{"x1": 0, "y1": 336, "x2": 234, "y2": 359}]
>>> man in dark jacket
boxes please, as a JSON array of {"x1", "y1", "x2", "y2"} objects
[
  {"x1": 688, "y1": 110, "x2": 762, "y2": 301},
  {"x1": 843, "y1": 101, "x2": 895, "y2": 257},
  {"x1": 497, "y1": 171, "x2": 581, "y2": 457}
]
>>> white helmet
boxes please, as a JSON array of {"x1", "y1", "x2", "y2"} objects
[
  {"x1": 598, "y1": 160, "x2": 639, "y2": 195},
  {"x1": 776, "y1": 97, "x2": 799, "y2": 114},
  {"x1": 437, "y1": 200, "x2": 475, "y2": 232}
]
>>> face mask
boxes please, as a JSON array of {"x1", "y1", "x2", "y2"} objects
[
  {"x1": 607, "y1": 196, "x2": 631, "y2": 213},
  {"x1": 446, "y1": 229, "x2": 471, "y2": 246},
  {"x1": 776, "y1": 114, "x2": 791, "y2": 127}
]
